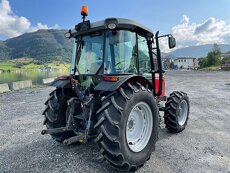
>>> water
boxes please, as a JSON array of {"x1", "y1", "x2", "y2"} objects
[{"x1": 0, "y1": 69, "x2": 69, "y2": 85}]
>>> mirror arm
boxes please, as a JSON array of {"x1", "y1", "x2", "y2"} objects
[{"x1": 157, "y1": 34, "x2": 172, "y2": 39}]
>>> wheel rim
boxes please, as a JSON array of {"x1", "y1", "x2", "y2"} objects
[
  {"x1": 178, "y1": 100, "x2": 188, "y2": 126},
  {"x1": 126, "y1": 102, "x2": 153, "y2": 152}
]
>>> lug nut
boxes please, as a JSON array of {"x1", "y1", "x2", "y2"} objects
[
  {"x1": 41, "y1": 130, "x2": 46, "y2": 135},
  {"x1": 63, "y1": 140, "x2": 68, "y2": 145}
]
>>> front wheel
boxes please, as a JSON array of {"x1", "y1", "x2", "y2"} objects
[
  {"x1": 164, "y1": 91, "x2": 190, "y2": 133},
  {"x1": 95, "y1": 83, "x2": 159, "y2": 172}
]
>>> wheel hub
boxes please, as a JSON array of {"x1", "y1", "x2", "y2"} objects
[
  {"x1": 128, "y1": 118, "x2": 135, "y2": 131},
  {"x1": 178, "y1": 100, "x2": 188, "y2": 126},
  {"x1": 126, "y1": 102, "x2": 153, "y2": 152}
]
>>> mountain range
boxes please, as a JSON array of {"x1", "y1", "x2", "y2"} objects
[
  {"x1": 0, "y1": 29, "x2": 72, "y2": 63},
  {"x1": 168, "y1": 44, "x2": 230, "y2": 58},
  {"x1": 0, "y1": 29, "x2": 230, "y2": 62}
]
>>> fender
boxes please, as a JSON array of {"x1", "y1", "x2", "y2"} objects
[
  {"x1": 94, "y1": 75, "x2": 153, "y2": 92},
  {"x1": 50, "y1": 76, "x2": 72, "y2": 88}
]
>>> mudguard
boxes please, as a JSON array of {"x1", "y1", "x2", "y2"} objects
[
  {"x1": 50, "y1": 78, "x2": 72, "y2": 88},
  {"x1": 94, "y1": 75, "x2": 153, "y2": 92}
]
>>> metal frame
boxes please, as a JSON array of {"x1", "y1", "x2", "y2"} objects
[{"x1": 62, "y1": 18, "x2": 174, "y2": 97}]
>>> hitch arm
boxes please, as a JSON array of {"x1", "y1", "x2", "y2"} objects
[
  {"x1": 41, "y1": 127, "x2": 73, "y2": 135},
  {"x1": 63, "y1": 134, "x2": 85, "y2": 145}
]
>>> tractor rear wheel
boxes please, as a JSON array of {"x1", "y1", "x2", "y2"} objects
[
  {"x1": 43, "y1": 88, "x2": 75, "y2": 142},
  {"x1": 164, "y1": 91, "x2": 190, "y2": 133},
  {"x1": 95, "y1": 83, "x2": 159, "y2": 172}
]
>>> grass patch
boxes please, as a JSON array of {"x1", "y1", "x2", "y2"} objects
[
  {"x1": 0, "y1": 58, "x2": 70, "y2": 72},
  {"x1": 8, "y1": 57, "x2": 35, "y2": 64},
  {"x1": 199, "y1": 66, "x2": 221, "y2": 71},
  {"x1": 0, "y1": 62, "x2": 19, "y2": 71},
  {"x1": 22, "y1": 63, "x2": 44, "y2": 69},
  {"x1": 47, "y1": 63, "x2": 70, "y2": 70}
]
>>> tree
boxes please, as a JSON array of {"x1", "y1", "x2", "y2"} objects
[
  {"x1": 212, "y1": 43, "x2": 221, "y2": 54},
  {"x1": 199, "y1": 44, "x2": 221, "y2": 68},
  {"x1": 206, "y1": 44, "x2": 221, "y2": 66},
  {"x1": 169, "y1": 62, "x2": 175, "y2": 69},
  {"x1": 198, "y1": 58, "x2": 208, "y2": 68}
]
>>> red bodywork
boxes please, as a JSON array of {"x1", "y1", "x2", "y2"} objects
[
  {"x1": 155, "y1": 74, "x2": 166, "y2": 97},
  {"x1": 147, "y1": 73, "x2": 166, "y2": 97}
]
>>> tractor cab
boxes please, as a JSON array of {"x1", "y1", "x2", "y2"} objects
[{"x1": 64, "y1": 6, "x2": 176, "y2": 97}]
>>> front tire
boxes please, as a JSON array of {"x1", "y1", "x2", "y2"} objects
[
  {"x1": 164, "y1": 91, "x2": 190, "y2": 133},
  {"x1": 95, "y1": 83, "x2": 159, "y2": 172}
]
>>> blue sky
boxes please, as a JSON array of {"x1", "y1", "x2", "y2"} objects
[{"x1": 0, "y1": 0, "x2": 230, "y2": 50}]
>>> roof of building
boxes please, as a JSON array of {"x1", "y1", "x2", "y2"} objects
[
  {"x1": 175, "y1": 57, "x2": 196, "y2": 60},
  {"x1": 221, "y1": 54, "x2": 230, "y2": 57}
]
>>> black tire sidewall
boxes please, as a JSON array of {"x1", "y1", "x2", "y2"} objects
[
  {"x1": 45, "y1": 88, "x2": 75, "y2": 142},
  {"x1": 118, "y1": 89, "x2": 159, "y2": 165}
]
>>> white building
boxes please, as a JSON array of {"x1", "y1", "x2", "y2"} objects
[
  {"x1": 220, "y1": 53, "x2": 230, "y2": 60},
  {"x1": 174, "y1": 57, "x2": 199, "y2": 69}
]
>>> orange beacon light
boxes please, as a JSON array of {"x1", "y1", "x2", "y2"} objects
[{"x1": 81, "y1": 6, "x2": 88, "y2": 17}]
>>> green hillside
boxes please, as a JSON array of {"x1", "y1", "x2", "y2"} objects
[{"x1": 0, "y1": 29, "x2": 73, "y2": 63}]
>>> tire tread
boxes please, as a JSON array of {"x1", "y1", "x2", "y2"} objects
[{"x1": 95, "y1": 83, "x2": 158, "y2": 171}]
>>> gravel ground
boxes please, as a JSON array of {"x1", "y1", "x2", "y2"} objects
[{"x1": 0, "y1": 71, "x2": 230, "y2": 173}]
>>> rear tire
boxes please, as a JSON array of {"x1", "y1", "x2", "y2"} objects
[
  {"x1": 95, "y1": 83, "x2": 159, "y2": 172},
  {"x1": 43, "y1": 88, "x2": 75, "y2": 142},
  {"x1": 164, "y1": 91, "x2": 190, "y2": 133}
]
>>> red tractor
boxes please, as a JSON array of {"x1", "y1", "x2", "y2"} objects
[{"x1": 42, "y1": 6, "x2": 190, "y2": 171}]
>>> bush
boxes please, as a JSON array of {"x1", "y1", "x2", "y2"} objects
[
  {"x1": 199, "y1": 44, "x2": 221, "y2": 68},
  {"x1": 198, "y1": 58, "x2": 208, "y2": 68},
  {"x1": 34, "y1": 60, "x2": 43, "y2": 65}
]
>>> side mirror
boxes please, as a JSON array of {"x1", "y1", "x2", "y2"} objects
[{"x1": 168, "y1": 36, "x2": 176, "y2": 49}]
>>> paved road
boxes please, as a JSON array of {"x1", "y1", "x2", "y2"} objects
[{"x1": 0, "y1": 71, "x2": 230, "y2": 173}]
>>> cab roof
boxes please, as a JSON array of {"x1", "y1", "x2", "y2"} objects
[{"x1": 73, "y1": 18, "x2": 154, "y2": 38}]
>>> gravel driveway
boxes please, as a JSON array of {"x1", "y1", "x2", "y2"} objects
[{"x1": 0, "y1": 71, "x2": 230, "y2": 173}]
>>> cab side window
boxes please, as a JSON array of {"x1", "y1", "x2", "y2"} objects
[{"x1": 138, "y1": 35, "x2": 151, "y2": 74}]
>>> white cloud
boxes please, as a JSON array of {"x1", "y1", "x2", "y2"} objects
[
  {"x1": 0, "y1": 0, "x2": 59, "y2": 39},
  {"x1": 194, "y1": 17, "x2": 216, "y2": 34},
  {"x1": 29, "y1": 23, "x2": 60, "y2": 32},
  {"x1": 30, "y1": 23, "x2": 49, "y2": 33},
  {"x1": 182, "y1": 15, "x2": 189, "y2": 24},
  {"x1": 165, "y1": 15, "x2": 230, "y2": 52},
  {"x1": 0, "y1": 0, "x2": 30, "y2": 38}
]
